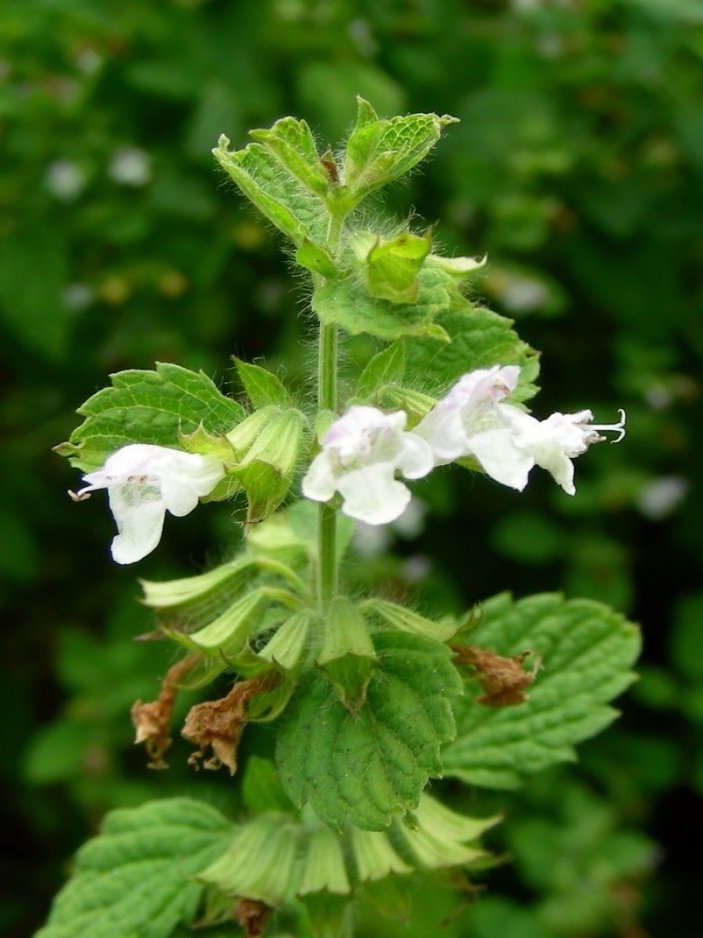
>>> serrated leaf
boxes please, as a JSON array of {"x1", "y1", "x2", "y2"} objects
[
  {"x1": 442, "y1": 593, "x2": 641, "y2": 789},
  {"x1": 234, "y1": 358, "x2": 289, "y2": 409},
  {"x1": 36, "y1": 798, "x2": 230, "y2": 938},
  {"x1": 276, "y1": 632, "x2": 463, "y2": 831},
  {"x1": 213, "y1": 134, "x2": 327, "y2": 245},
  {"x1": 56, "y1": 363, "x2": 245, "y2": 472},
  {"x1": 356, "y1": 343, "x2": 405, "y2": 398},
  {"x1": 250, "y1": 117, "x2": 330, "y2": 198},
  {"x1": 343, "y1": 103, "x2": 458, "y2": 204},
  {"x1": 400, "y1": 300, "x2": 540, "y2": 403},
  {"x1": 312, "y1": 264, "x2": 455, "y2": 341},
  {"x1": 319, "y1": 596, "x2": 376, "y2": 710}
]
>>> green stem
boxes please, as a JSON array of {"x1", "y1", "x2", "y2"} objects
[
  {"x1": 316, "y1": 321, "x2": 338, "y2": 610},
  {"x1": 315, "y1": 211, "x2": 345, "y2": 612}
]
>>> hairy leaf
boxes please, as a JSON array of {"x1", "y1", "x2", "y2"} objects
[
  {"x1": 276, "y1": 632, "x2": 463, "y2": 830},
  {"x1": 55, "y1": 362, "x2": 244, "y2": 472},
  {"x1": 234, "y1": 358, "x2": 289, "y2": 409},
  {"x1": 343, "y1": 100, "x2": 458, "y2": 203},
  {"x1": 36, "y1": 798, "x2": 230, "y2": 938},
  {"x1": 400, "y1": 301, "x2": 540, "y2": 403},
  {"x1": 442, "y1": 594, "x2": 641, "y2": 788},
  {"x1": 312, "y1": 264, "x2": 454, "y2": 341},
  {"x1": 250, "y1": 116, "x2": 330, "y2": 198},
  {"x1": 356, "y1": 342, "x2": 405, "y2": 398},
  {"x1": 213, "y1": 133, "x2": 328, "y2": 244}
]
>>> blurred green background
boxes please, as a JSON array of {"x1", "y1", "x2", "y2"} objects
[{"x1": 2, "y1": 0, "x2": 702, "y2": 935}]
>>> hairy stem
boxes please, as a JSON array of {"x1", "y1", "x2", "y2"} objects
[{"x1": 315, "y1": 211, "x2": 345, "y2": 611}]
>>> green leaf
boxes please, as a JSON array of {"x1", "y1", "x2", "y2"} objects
[
  {"x1": 234, "y1": 358, "x2": 290, "y2": 408},
  {"x1": 312, "y1": 263, "x2": 455, "y2": 342},
  {"x1": 400, "y1": 300, "x2": 540, "y2": 403},
  {"x1": 36, "y1": 798, "x2": 230, "y2": 938},
  {"x1": 213, "y1": 133, "x2": 327, "y2": 245},
  {"x1": 356, "y1": 342, "x2": 405, "y2": 399},
  {"x1": 242, "y1": 756, "x2": 294, "y2": 814},
  {"x1": 442, "y1": 594, "x2": 641, "y2": 789},
  {"x1": 295, "y1": 239, "x2": 339, "y2": 279},
  {"x1": 276, "y1": 632, "x2": 463, "y2": 830},
  {"x1": 250, "y1": 116, "x2": 330, "y2": 198},
  {"x1": 55, "y1": 362, "x2": 244, "y2": 472},
  {"x1": 343, "y1": 101, "x2": 458, "y2": 204}
]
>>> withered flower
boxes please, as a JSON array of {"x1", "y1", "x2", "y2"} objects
[{"x1": 453, "y1": 645, "x2": 541, "y2": 707}]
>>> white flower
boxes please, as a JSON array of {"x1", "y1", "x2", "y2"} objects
[
  {"x1": 302, "y1": 406, "x2": 434, "y2": 525},
  {"x1": 45, "y1": 160, "x2": 86, "y2": 202},
  {"x1": 416, "y1": 365, "x2": 529, "y2": 486},
  {"x1": 108, "y1": 146, "x2": 151, "y2": 187},
  {"x1": 417, "y1": 366, "x2": 626, "y2": 495},
  {"x1": 504, "y1": 407, "x2": 626, "y2": 495},
  {"x1": 70, "y1": 444, "x2": 225, "y2": 564}
]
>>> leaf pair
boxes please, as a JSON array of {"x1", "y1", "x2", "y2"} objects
[{"x1": 213, "y1": 99, "x2": 456, "y2": 251}]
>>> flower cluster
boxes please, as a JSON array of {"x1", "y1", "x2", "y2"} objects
[
  {"x1": 303, "y1": 365, "x2": 625, "y2": 524},
  {"x1": 71, "y1": 367, "x2": 625, "y2": 562}
]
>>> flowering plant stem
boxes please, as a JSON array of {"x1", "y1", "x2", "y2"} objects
[{"x1": 315, "y1": 211, "x2": 345, "y2": 612}]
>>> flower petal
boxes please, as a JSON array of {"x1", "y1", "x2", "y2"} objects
[
  {"x1": 107, "y1": 484, "x2": 166, "y2": 564},
  {"x1": 336, "y1": 463, "x2": 411, "y2": 525},
  {"x1": 302, "y1": 451, "x2": 338, "y2": 502},
  {"x1": 395, "y1": 432, "x2": 434, "y2": 480},
  {"x1": 469, "y1": 427, "x2": 534, "y2": 491}
]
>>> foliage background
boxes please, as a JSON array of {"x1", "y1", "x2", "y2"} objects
[{"x1": 2, "y1": 0, "x2": 702, "y2": 935}]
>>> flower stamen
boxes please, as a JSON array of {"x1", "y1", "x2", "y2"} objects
[{"x1": 584, "y1": 408, "x2": 627, "y2": 444}]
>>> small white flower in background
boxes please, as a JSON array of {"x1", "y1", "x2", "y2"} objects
[
  {"x1": 45, "y1": 160, "x2": 86, "y2": 202},
  {"x1": 109, "y1": 146, "x2": 151, "y2": 187},
  {"x1": 353, "y1": 499, "x2": 428, "y2": 557},
  {"x1": 302, "y1": 406, "x2": 434, "y2": 525},
  {"x1": 70, "y1": 444, "x2": 225, "y2": 564},
  {"x1": 416, "y1": 365, "x2": 626, "y2": 495},
  {"x1": 637, "y1": 476, "x2": 689, "y2": 521}
]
